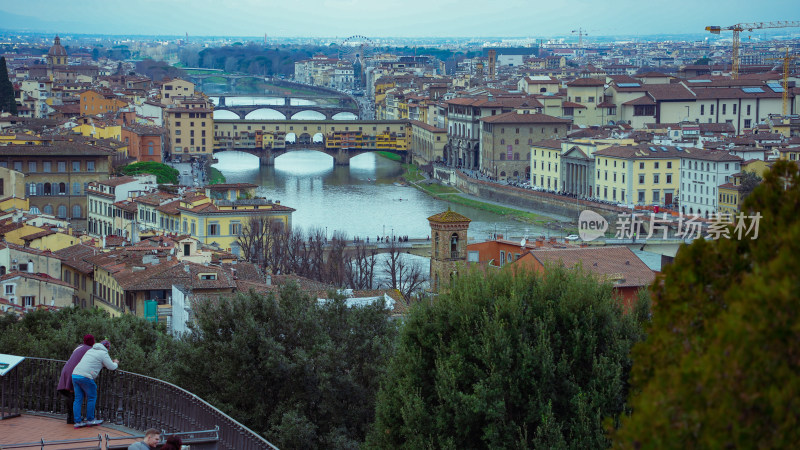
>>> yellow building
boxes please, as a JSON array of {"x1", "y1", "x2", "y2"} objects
[
  {"x1": 73, "y1": 122, "x2": 122, "y2": 141},
  {"x1": 530, "y1": 139, "x2": 563, "y2": 190},
  {"x1": 718, "y1": 172, "x2": 743, "y2": 215},
  {"x1": 164, "y1": 101, "x2": 214, "y2": 158},
  {"x1": 0, "y1": 271, "x2": 76, "y2": 311},
  {"x1": 778, "y1": 147, "x2": 800, "y2": 163},
  {"x1": 0, "y1": 165, "x2": 26, "y2": 201},
  {"x1": 54, "y1": 243, "x2": 99, "y2": 309},
  {"x1": 742, "y1": 159, "x2": 771, "y2": 178},
  {"x1": 160, "y1": 78, "x2": 195, "y2": 105},
  {"x1": 593, "y1": 144, "x2": 683, "y2": 206},
  {"x1": 178, "y1": 185, "x2": 295, "y2": 255}
]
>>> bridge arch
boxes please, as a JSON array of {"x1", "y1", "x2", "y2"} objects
[
  {"x1": 332, "y1": 112, "x2": 358, "y2": 120},
  {"x1": 312, "y1": 132, "x2": 324, "y2": 143},
  {"x1": 245, "y1": 108, "x2": 287, "y2": 120},
  {"x1": 290, "y1": 110, "x2": 326, "y2": 120},
  {"x1": 298, "y1": 133, "x2": 313, "y2": 144},
  {"x1": 285, "y1": 132, "x2": 297, "y2": 144},
  {"x1": 213, "y1": 110, "x2": 240, "y2": 120}
]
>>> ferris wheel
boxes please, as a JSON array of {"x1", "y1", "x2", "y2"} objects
[{"x1": 340, "y1": 35, "x2": 375, "y2": 61}]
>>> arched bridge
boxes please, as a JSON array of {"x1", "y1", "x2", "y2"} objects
[
  {"x1": 215, "y1": 104, "x2": 360, "y2": 120},
  {"x1": 213, "y1": 119, "x2": 410, "y2": 166}
]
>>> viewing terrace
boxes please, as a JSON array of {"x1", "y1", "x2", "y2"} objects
[{"x1": 0, "y1": 357, "x2": 278, "y2": 450}]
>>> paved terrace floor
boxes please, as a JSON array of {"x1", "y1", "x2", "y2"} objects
[{"x1": 0, "y1": 413, "x2": 140, "y2": 449}]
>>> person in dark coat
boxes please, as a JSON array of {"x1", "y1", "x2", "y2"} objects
[{"x1": 57, "y1": 334, "x2": 95, "y2": 424}]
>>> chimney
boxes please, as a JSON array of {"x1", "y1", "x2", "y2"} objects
[
  {"x1": 535, "y1": 238, "x2": 544, "y2": 247},
  {"x1": 549, "y1": 237, "x2": 557, "y2": 244}
]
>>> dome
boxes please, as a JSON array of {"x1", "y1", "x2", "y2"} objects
[{"x1": 48, "y1": 35, "x2": 67, "y2": 57}]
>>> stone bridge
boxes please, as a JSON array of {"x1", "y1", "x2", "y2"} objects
[
  {"x1": 215, "y1": 103, "x2": 360, "y2": 120},
  {"x1": 214, "y1": 144, "x2": 404, "y2": 166}
]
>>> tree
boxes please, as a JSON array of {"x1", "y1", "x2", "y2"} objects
[
  {"x1": 611, "y1": 161, "x2": 800, "y2": 448},
  {"x1": 0, "y1": 56, "x2": 18, "y2": 115},
  {"x1": 171, "y1": 285, "x2": 397, "y2": 449},
  {"x1": 366, "y1": 266, "x2": 650, "y2": 449},
  {"x1": 381, "y1": 239, "x2": 427, "y2": 301},
  {"x1": 118, "y1": 162, "x2": 179, "y2": 184},
  {"x1": 0, "y1": 307, "x2": 177, "y2": 377},
  {"x1": 738, "y1": 169, "x2": 762, "y2": 199}
]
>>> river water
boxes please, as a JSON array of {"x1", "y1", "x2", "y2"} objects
[{"x1": 213, "y1": 151, "x2": 554, "y2": 243}]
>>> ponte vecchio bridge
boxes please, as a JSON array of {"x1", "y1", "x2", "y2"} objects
[{"x1": 213, "y1": 119, "x2": 410, "y2": 165}]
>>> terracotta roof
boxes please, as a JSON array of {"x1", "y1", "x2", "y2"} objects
[
  {"x1": 0, "y1": 271, "x2": 75, "y2": 289},
  {"x1": 567, "y1": 78, "x2": 605, "y2": 87},
  {"x1": 155, "y1": 199, "x2": 181, "y2": 215},
  {"x1": 54, "y1": 243, "x2": 99, "y2": 275},
  {"x1": 531, "y1": 139, "x2": 564, "y2": 149},
  {"x1": 562, "y1": 101, "x2": 587, "y2": 108},
  {"x1": 409, "y1": 120, "x2": 446, "y2": 133},
  {"x1": 428, "y1": 209, "x2": 471, "y2": 224},
  {"x1": 480, "y1": 111, "x2": 571, "y2": 124},
  {"x1": 681, "y1": 150, "x2": 742, "y2": 162},
  {"x1": 718, "y1": 183, "x2": 742, "y2": 191},
  {"x1": 529, "y1": 246, "x2": 655, "y2": 288},
  {"x1": 594, "y1": 144, "x2": 688, "y2": 159},
  {"x1": 622, "y1": 95, "x2": 656, "y2": 106}
]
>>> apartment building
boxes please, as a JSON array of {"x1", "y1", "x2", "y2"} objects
[
  {"x1": 410, "y1": 120, "x2": 447, "y2": 165},
  {"x1": 0, "y1": 142, "x2": 113, "y2": 223},
  {"x1": 480, "y1": 111, "x2": 571, "y2": 181},
  {"x1": 163, "y1": 98, "x2": 214, "y2": 159},
  {"x1": 680, "y1": 150, "x2": 742, "y2": 218},
  {"x1": 86, "y1": 175, "x2": 158, "y2": 238},
  {"x1": 530, "y1": 139, "x2": 563, "y2": 191},
  {"x1": 593, "y1": 145, "x2": 683, "y2": 206},
  {"x1": 160, "y1": 78, "x2": 195, "y2": 105}
]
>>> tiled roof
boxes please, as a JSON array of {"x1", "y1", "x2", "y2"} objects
[
  {"x1": 428, "y1": 209, "x2": 471, "y2": 224},
  {"x1": 480, "y1": 111, "x2": 571, "y2": 124},
  {"x1": 622, "y1": 96, "x2": 656, "y2": 106},
  {"x1": 54, "y1": 243, "x2": 99, "y2": 275},
  {"x1": 594, "y1": 144, "x2": 688, "y2": 159},
  {"x1": 567, "y1": 78, "x2": 605, "y2": 87},
  {"x1": 681, "y1": 150, "x2": 742, "y2": 162},
  {"x1": 531, "y1": 139, "x2": 564, "y2": 149},
  {"x1": 529, "y1": 246, "x2": 655, "y2": 288},
  {"x1": 0, "y1": 271, "x2": 75, "y2": 289},
  {"x1": 561, "y1": 101, "x2": 587, "y2": 108}
]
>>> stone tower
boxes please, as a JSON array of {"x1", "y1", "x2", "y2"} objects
[{"x1": 428, "y1": 208, "x2": 471, "y2": 292}]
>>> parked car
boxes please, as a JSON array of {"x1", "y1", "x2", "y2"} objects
[{"x1": 565, "y1": 234, "x2": 580, "y2": 241}]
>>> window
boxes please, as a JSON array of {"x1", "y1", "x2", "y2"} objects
[
  {"x1": 710, "y1": 104, "x2": 714, "y2": 115},
  {"x1": 638, "y1": 191, "x2": 645, "y2": 202},
  {"x1": 667, "y1": 161, "x2": 672, "y2": 169},
  {"x1": 744, "y1": 119, "x2": 751, "y2": 129},
  {"x1": 200, "y1": 274, "x2": 217, "y2": 280},
  {"x1": 575, "y1": 96, "x2": 582, "y2": 102},
  {"x1": 722, "y1": 104, "x2": 726, "y2": 114},
  {"x1": 701, "y1": 104, "x2": 705, "y2": 115},
  {"x1": 639, "y1": 162, "x2": 645, "y2": 169},
  {"x1": 653, "y1": 190, "x2": 660, "y2": 203},
  {"x1": 72, "y1": 161, "x2": 80, "y2": 172},
  {"x1": 43, "y1": 161, "x2": 51, "y2": 172},
  {"x1": 733, "y1": 104, "x2": 737, "y2": 114},
  {"x1": 653, "y1": 174, "x2": 660, "y2": 184},
  {"x1": 58, "y1": 161, "x2": 66, "y2": 172},
  {"x1": 28, "y1": 161, "x2": 37, "y2": 172},
  {"x1": 654, "y1": 162, "x2": 659, "y2": 169},
  {"x1": 666, "y1": 174, "x2": 672, "y2": 184},
  {"x1": 14, "y1": 161, "x2": 22, "y2": 171},
  {"x1": 4, "y1": 284, "x2": 13, "y2": 295},
  {"x1": 23, "y1": 296, "x2": 35, "y2": 307},
  {"x1": 229, "y1": 222, "x2": 242, "y2": 235},
  {"x1": 72, "y1": 182, "x2": 80, "y2": 195},
  {"x1": 87, "y1": 161, "x2": 95, "y2": 172},
  {"x1": 639, "y1": 174, "x2": 645, "y2": 184}
]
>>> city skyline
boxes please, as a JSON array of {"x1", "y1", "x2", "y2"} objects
[{"x1": 1, "y1": 0, "x2": 798, "y2": 39}]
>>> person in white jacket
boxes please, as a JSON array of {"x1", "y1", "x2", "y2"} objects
[{"x1": 71, "y1": 340, "x2": 118, "y2": 428}]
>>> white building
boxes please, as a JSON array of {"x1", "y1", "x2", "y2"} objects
[
  {"x1": 86, "y1": 175, "x2": 157, "y2": 238},
  {"x1": 679, "y1": 151, "x2": 742, "y2": 218}
]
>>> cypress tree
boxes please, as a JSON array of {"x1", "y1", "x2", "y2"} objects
[{"x1": 0, "y1": 57, "x2": 17, "y2": 115}]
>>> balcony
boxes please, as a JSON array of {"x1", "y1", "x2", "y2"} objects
[{"x1": 0, "y1": 357, "x2": 277, "y2": 450}]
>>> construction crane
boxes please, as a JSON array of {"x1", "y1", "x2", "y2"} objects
[
  {"x1": 572, "y1": 28, "x2": 587, "y2": 49},
  {"x1": 705, "y1": 21, "x2": 800, "y2": 79},
  {"x1": 766, "y1": 48, "x2": 799, "y2": 116}
]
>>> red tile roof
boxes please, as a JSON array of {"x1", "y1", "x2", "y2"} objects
[
  {"x1": 528, "y1": 246, "x2": 655, "y2": 288},
  {"x1": 480, "y1": 111, "x2": 571, "y2": 124}
]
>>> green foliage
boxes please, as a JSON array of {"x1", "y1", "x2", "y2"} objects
[
  {"x1": 135, "y1": 59, "x2": 187, "y2": 81},
  {"x1": 612, "y1": 161, "x2": 800, "y2": 448},
  {"x1": 170, "y1": 286, "x2": 397, "y2": 449},
  {"x1": 0, "y1": 307, "x2": 177, "y2": 376},
  {"x1": 693, "y1": 57, "x2": 710, "y2": 65},
  {"x1": 0, "y1": 57, "x2": 18, "y2": 115},
  {"x1": 208, "y1": 167, "x2": 226, "y2": 185},
  {"x1": 118, "y1": 161, "x2": 179, "y2": 184},
  {"x1": 739, "y1": 169, "x2": 762, "y2": 199},
  {"x1": 366, "y1": 267, "x2": 649, "y2": 449}
]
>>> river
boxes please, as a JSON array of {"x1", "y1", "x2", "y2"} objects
[{"x1": 213, "y1": 150, "x2": 556, "y2": 243}]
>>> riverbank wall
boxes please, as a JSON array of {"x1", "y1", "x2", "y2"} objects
[{"x1": 433, "y1": 166, "x2": 623, "y2": 225}]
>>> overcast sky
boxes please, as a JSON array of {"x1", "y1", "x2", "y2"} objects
[{"x1": 1, "y1": 0, "x2": 798, "y2": 39}]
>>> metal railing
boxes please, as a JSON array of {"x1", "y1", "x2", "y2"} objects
[{"x1": 0, "y1": 358, "x2": 278, "y2": 450}]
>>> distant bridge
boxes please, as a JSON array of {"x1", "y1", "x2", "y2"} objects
[
  {"x1": 215, "y1": 103, "x2": 360, "y2": 120},
  {"x1": 213, "y1": 119, "x2": 410, "y2": 166}
]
